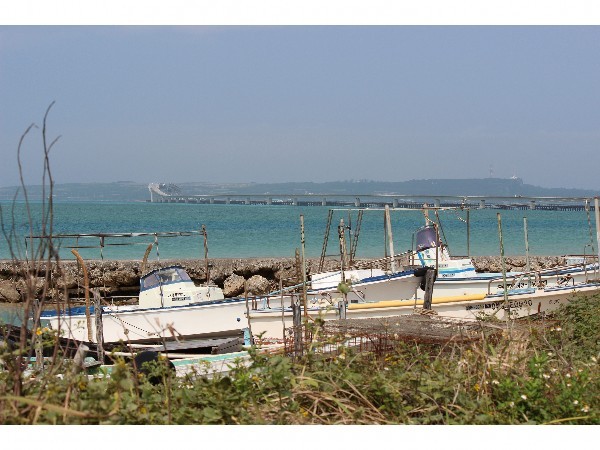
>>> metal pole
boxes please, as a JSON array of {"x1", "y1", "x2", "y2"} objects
[
  {"x1": 385, "y1": 205, "x2": 397, "y2": 273},
  {"x1": 497, "y1": 213, "x2": 509, "y2": 311}
]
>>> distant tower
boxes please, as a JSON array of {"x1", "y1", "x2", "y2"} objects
[{"x1": 489, "y1": 164, "x2": 494, "y2": 178}]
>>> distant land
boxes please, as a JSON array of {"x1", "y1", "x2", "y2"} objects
[{"x1": 0, "y1": 178, "x2": 598, "y2": 202}]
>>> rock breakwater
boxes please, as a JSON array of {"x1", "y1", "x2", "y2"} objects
[{"x1": 0, "y1": 255, "x2": 572, "y2": 303}]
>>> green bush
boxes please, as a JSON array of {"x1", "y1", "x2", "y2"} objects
[{"x1": 1, "y1": 294, "x2": 598, "y2": 424}]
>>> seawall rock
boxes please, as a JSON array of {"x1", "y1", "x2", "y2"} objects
[
  {"x1": 246, "y1": 275, "x2": 272, "y2": 295},
  {"x1": 470, "y1": 256, "x2": 567, "y2": 273},
  {"x1": 223, "y1": 273, "x2": 246, "y2": 297},
  {"x1": 0, "y1": 255, "x2": 572, "y2": 302},
  {"x1": 0, "y1": 280, "x2": 20, "y2": 303}
]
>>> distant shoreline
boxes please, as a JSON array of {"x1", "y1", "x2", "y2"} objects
[{"x1": 1, "y1": 177, "x2": 598, "y2": 202}]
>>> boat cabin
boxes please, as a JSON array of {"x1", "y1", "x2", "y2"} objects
[{"x1": 139, "y1": 265, "x2": 224, "y2": 308}]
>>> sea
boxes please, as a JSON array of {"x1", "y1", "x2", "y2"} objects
[{"x1": 0, "y1": 201, "x2": 598, "y2": 261}]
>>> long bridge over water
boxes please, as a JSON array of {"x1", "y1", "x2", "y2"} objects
[{"x1": 148, "y1": 184, "x2": 597, "y2": 211}]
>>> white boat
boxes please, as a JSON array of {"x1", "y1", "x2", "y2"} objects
[
  {"x1": 306, "y1": 266, "x2": 427, "y2": 303},
  {"x1": 306, "y1": 206, "x2": 428, "y2": 304},
  {"x1": 41, "y1": 265, "x2": 250, "y2": 344},
  {"x1": 412, "y1": 224, "x2": 599, "y2": 298},
  {"x1": 247, "y1": 281, "x2": 600, "y2": 340}
]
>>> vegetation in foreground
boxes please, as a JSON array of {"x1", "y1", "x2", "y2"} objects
[{"x1": 1, "y1": 294, "x2": 598, "y2": 425}]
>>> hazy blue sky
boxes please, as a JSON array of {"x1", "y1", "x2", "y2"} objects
[{"x1": 1, "y1": 26, "x2": 599, "y2": 189}]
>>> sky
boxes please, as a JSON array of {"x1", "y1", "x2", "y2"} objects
[{"x1": 1, "y1": 15, "x2": 600, "y2": 190}]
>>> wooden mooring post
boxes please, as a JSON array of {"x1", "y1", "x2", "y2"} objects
[
  {"x1": 292, "y1": 302, "x2": 303, "y2": 356},
  {"x1": 338, "y1": 298, "x2": 347, "y2": 319},
  {"x1": 244, "y1": 282, "x2": 253, "y2": 343},
  {"x1": 422, "y1": 268, "x2": 437, "y2": 310},
  {"x1": 33, "y1": 300, "x2": 44, "y2": 371},
  {"x1": 72, "y1": 343, "x2": 90, "y2": 373},
  {"x1": 71, "y1": 249, "x2": 93, "y2": 342},
  {"x1": 92, "y1": 288, "x2": 105, "y2": 365},
  {"x1": 497, "y1": 213, "x2": 509, "y2": 310},
  {"x1": 300, "y1": 215, "x2": 308, "y2": 320}
]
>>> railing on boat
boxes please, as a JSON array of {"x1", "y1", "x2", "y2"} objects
[{"x1": 485, "y1": 256, "x2": 600, "y2": 295}]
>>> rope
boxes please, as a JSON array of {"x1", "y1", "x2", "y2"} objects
[
  {"x1": 417, "y1": 308, "x2": 438, "y2": 316},
  {"x1": 103, "y1": 310, "x2": 154, "y2": 337}
]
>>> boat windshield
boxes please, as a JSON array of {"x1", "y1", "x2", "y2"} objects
[
  {"x1": 141, "y1": 267, "x2": 191, "y2": 290},
  {"x1": 416, "y1": 226, "x2": 441, "y2": 251}
]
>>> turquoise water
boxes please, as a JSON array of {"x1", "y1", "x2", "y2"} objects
[
  {"x1": 0, "y1": 201, "x2": 597, "y2": 260},
  {"x1": 0, "y1": 304, "x2": 24, "y2": 327}
]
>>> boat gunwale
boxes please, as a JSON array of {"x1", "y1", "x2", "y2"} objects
[{"x1": 40, "y1": 296, "x2": 250, "y2": 318}]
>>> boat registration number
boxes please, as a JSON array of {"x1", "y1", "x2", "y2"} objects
[
  {"x1": 170, "y1": 293, "x2": 192, "y2": 302},
  {"x1": 465, "y1": 299, "x2": 533, "y2": 311}
]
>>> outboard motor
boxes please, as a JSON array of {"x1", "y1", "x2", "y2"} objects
[
  {"x1": 418, "y1": 266, "x2": 438, "y2": 291},
  {"x1": 132, "y1": 351, "x2": 176, "y2": 385},
  {"x1": 415, "y1": 225, "x2": 452, "y2": 266}
]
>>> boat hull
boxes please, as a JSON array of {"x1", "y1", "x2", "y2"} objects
[
  {"x1": 308, "y1": 269, "x2": 423, "y2": 303},
  {"x1": 247, "y1": 283, "x2": 600, "y2": 340},
  {"x1": 41, "y1": 299, "x2": 251, "y2": 344},
  {"x1": 417, "y1": 265, "x2": 597, "y2": 299}
]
